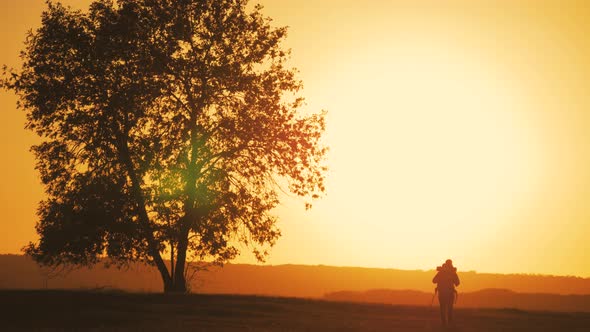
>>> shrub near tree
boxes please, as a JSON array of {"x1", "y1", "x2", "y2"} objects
[{"x1": 2, "y1": 0, "x2": 326, "y2": 292}]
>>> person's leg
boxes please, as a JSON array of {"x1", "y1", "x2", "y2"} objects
[
  {"x1": 439, "y1": 295, "x2": 448, "y2": 327},
  {"x1": 448, "y1": 293, "x2": 455, "y2": 325}
]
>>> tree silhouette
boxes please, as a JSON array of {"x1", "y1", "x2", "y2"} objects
[{"x1": 2, "y1": 0, "x2": 326, "y2": 292}]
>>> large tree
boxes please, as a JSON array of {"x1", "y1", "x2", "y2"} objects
[{"x1": 2, "y1": 0, "x2": 326, "y2": 292}]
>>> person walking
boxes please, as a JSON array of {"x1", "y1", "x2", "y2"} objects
[{"x1": 432, "y1": 259, "x2": 460, "y2": 327}]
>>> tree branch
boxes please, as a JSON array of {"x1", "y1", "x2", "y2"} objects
[{"x1": 117, "y1": 135, "x2": 171, "y2": 284}]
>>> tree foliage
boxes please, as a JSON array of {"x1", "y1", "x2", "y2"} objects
[{"x1": 2, "y1": 0, "x2": 326, "y2": 292}]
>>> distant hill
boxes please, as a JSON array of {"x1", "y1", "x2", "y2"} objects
[
  {"x1": 198, "y1": 264, "x2": 590, "y2": 298},
  {"x1": 324, "y1": 289, "x2": 590, "y2": 312},
  {"x1": 2, "y1": 254, "x2": 590, "y2": 305}
]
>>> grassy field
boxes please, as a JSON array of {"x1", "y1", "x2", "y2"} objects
[{"x1": 1, "y1": 290, "x2": 589, "y2": 331}]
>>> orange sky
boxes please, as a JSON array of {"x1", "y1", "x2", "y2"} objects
[{"x1": 1, "y1": 0, "x2": 590, "y2": 278}]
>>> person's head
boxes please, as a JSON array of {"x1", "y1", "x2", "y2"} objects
[
  {"x1": 441, "y1": 259, "x2": 457, "y2": 272},
  {"x1": 436, "y1": 259, "x2": 456, "y2": 271}
]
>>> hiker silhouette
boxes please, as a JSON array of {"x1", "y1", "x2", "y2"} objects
[{"x1": 432, "y1": 259, "x2": 460, "y2": 327}]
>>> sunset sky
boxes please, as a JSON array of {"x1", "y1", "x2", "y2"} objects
[{"x1": 1, "y1": 0, "x2": 590, "y2": 278}]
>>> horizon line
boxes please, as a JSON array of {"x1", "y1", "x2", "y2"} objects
[{"x1": 2, "y1": 253, "x2": 588, "y2": 280}]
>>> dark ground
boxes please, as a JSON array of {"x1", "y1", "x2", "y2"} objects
[{"x1": 1, "y1": 290, "x2": 589, "y2": 331}]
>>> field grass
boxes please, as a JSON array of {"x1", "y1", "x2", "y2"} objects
[{"x1": 1, "y1": 290, "x2": 589, "y2": 331}]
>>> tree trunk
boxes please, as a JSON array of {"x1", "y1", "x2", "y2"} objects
[
  {"x1": 162, "y1": 265, "x2": 187, "y2": 292},
  {"x1": 163, "y1": 274, "x2": 187, "y2": 293},
  {"x1": 119, "y1": 138, "x2": 176, "y2": 292},
  {"x1": 163, "y1": 276, "x2": 187, "y2": 293},
  {"x1": 171, "y1": 228, "x2": 189, "y2": 293},
  {"x1": 156, "y1": 255, "x2": 187, "y2": 293}
]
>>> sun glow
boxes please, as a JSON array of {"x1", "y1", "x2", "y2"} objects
[
  {"x1": 245, "y1": 2, "x2": 566, "y2": 274},
  {"x1": 300, "y1": 40, "x2": 545, "y2": 270}
]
